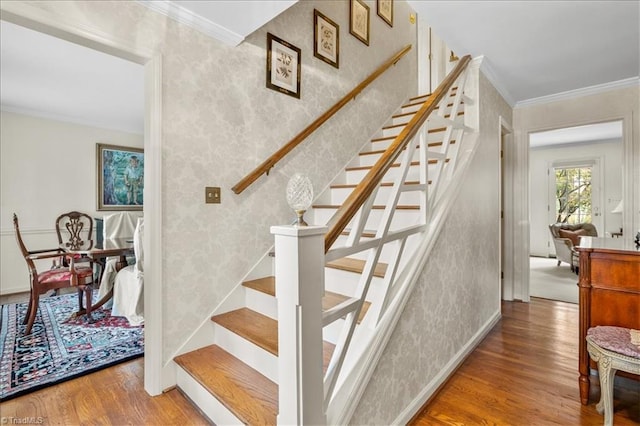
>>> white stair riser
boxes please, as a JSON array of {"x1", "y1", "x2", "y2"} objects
[
  {"x1": 330, "y1": 234, "x2": 421, "y2": 266},
  {"x1": 214, "y1": 323, "x2": 278, "y2": 383},
  {"x1": 323, "y1": 319, "x2": 344, "y2": 344},
  {"x1": 176, "y1": 368, "x2": 238, "y2": 425},
  {"x1": 357, "y1": 151, "x2": 415, "y2": 167},
  {"x1": 311, "y1": 207, "x2": 422, "y2": 230},
  {"x1": 382, "y1": 125, "x2": 404, "y2": 138},
  {"x1": 330, "y1": 186, "x2": 423, "y2": 206},
  {"x1": 345, "y1": 163, "x2": 441, "y2": 183},
  {"x1": 357, "y1": 145, "x2": 451, "y2": 167},
  {"x1": 369, "y1": 130, "x2": 448, "y2": 151},
  {"x1": 245, "y1": 287, "x2": 277, "y2": 320},
  {"x1": 324, "y1": 268, "x2": 386, "y2": 305},
  {"x1": 391, "y1": 114, "x2": 414, "y2": 126},
  {"x1": 400, "y1": 102, "x2": 425, "y2": 115}
]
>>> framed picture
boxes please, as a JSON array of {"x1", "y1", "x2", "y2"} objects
[
  {"x1": 377, "y1": 0, "x2": 393, "y2": 27},
  {"x1": 349, "y1": 0, "x2": 370, "y2": 46},
  {"x1": 266, "y1": 32, "x2": 301, "y2": 99},
  {"x1": 96, "y1": 143, "x2": 144, "y2": 211},
  {"x1": 314, "y1": 9, "x2": 339, "y2": 69}
]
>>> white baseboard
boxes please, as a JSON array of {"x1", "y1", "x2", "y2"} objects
[{"x1": 392, "y1": 309, "x2": 502, "y2": 425}]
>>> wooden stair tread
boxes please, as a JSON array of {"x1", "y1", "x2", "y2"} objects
[
  {"x1": 212, "y1": 308, "x2": 336, "y2": 366},
  {"x1": 331, "y1": 181, "x2": 420, "y2": 189},
  {"x1": 326, "y1": 257, "x2": 387, "y2": 278},
  {"x1": 404, "y1": 88, "x2": 457, "y2": 105},
  {"x1": 242, "y1": 276, "x2": 275, "y2": 296},
  {"x1": 340, "y1": 229, "x2": 376, "y2": 238},
  {"x1": 212, "y1": 308, "x2": 278, "y2": 355},
  {"x1": 174, "y1": 344, "x2": 277, "y2": 425},
  {"x1": 345, "y1": 157, "x2": 448, "y2": 172},
  {"x1": 359, "y1": 140, "x2": 456, "y2": 157},
  {"x1": 313, "y1": 204, "x2": 419, "y2": 210},
  {"x1": 371, "y1": 127, "x2": 447, "y2": 142},
  {"x1": 382, "y1": 111, "x2": 463, "y2": 130},
  {"x1": 323, "y1": 290, "x2": 371, "y2": 323},
  {"x1": 392, "y1": 102, "x2": 460, "y2": 119},
  {"x1": 242, "y1": 277, "x2": 371, "y2": 323}
]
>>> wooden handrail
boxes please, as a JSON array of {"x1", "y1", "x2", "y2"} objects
[
  {"x1": 324, "y1": 55, "x2": 472, "y2": 252},
  {"x1": 231, "y1": 44, "x2": 413, "y2": 195}
]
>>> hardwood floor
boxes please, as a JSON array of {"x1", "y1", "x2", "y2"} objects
[
  {"x1": 2, "y1": 297, "x2": 638, "y2": 424},
  {"x1": 411, "y1": 298, "x2": 640, "y2": 425},
  {"x1": 0, "y1": 358, "x2": 210, "y2": 425}
]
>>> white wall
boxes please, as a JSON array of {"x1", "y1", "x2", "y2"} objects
[
  {"x1": 529, "y1": 139, "x2": 623, "y2": 257},
  {"x1": 0, "y1": 111, "x2": 143, "y2": 294}
]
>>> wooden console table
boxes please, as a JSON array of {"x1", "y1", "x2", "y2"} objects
[{"x1": 576, "y1": 237, "x2": 640, "y2": 405}]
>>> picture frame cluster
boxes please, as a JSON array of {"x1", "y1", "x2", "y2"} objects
[{"x1": 266, "y1": 0, "x2": 395, "y2": 98}]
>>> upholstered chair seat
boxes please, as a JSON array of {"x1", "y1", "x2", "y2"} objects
[
  {"x1": 39, "y1": 265, "x2": 93, "y2": 284},
  {"x1": 586, "y1": 326, "x2": 640, "y2": 426}
]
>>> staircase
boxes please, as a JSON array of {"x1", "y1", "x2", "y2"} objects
[
  {"x1": 173, "y1": 55, "x2": 479, "y2": 424},
  {"x1": 173, "y1": 91, "x2": 470, "y2": 424}
]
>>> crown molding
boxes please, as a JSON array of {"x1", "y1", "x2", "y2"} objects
[
  {"x1": 477, "y1": 56, "x2": 516, "y2": 107},
  {"x1": 515, "y1": 77, "x2": 640, "y2": 109},
  {"x1": 136, "y1": 0, "x2": 244, "y2": 47}
]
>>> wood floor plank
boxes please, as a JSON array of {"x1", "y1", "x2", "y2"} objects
[{"x1": 0, "y1": 358, "x2": 210, "y2": 425}]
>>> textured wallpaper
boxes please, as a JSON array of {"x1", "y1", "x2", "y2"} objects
[
  {"x1": 23, "y1": 0, "x2": 418, "y2": 361},
  {"x1": 350, "y1": 73, "x2": 512, "y2": 424}
]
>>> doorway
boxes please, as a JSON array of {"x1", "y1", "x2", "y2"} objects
[
  {"x1": 0, "y1": 3, "x2": 163, "y2": 395},
  {"x1": 528, "y1": 120, "x2": 623, "y2": 302},
  {"x1": 547, "y1": 159, "x2": 603, "y2": 252}
]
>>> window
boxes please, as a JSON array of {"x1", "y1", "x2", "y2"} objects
[{"x1": 554, "y1": 167, "x2": 592, "y2": 224}]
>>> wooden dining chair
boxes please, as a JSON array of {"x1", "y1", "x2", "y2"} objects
[
  {"x1": 13, "y1": 213, "x2": 95, "y2": 335},
  {"x1": 55, "y1": 210, "x2": 94, "y2": 254}
]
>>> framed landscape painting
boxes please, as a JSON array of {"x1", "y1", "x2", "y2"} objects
[{"x1": 97, "y1": 143, "x2": 144, "y2": 211}]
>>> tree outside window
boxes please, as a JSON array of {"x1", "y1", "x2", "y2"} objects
[{"x1": 555, "y1": 167, "x2": 592, "y2": 224}]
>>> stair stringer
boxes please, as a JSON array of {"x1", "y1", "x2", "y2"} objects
[
  {"x1": 326, "y1": 130, "x2": 481, "y2": 425},
  {"x1": 167, "y1": 249, "x2": 274, "y2": 359}
]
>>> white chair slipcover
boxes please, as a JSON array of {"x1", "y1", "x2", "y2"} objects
[
  {"x1": 97, "y1": 211, "x2": 141, "y2": 304},
  {"x1": 111, "y1": 217, "x2": 144, "y2": 325},
  {"x1": 103, "y1": 211, "x2": 139, "y2": 241}
]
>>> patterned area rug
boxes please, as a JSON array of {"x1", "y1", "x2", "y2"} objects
[{"x1": 0, "y1": 293, "x2": 144, "y2": 401}]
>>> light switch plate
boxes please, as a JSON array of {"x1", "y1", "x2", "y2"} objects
[{"x1": 206, "y1": 187, "x2": 221, "y2": 204}]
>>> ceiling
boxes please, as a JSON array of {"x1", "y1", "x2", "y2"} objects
[
  {"x1": 0, "y1": 20, "x2": 144, "y2": 134},
  {"x1": 410, "y1": 0, "x2": 639, "y2": 106},
  {"x1": 1, "y1": 0, "x2": 638, "y2": 141}
]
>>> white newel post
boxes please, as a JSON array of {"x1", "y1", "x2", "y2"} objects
[{"x1": 271, "y1": 225, "x2": 327, "y2": 426}]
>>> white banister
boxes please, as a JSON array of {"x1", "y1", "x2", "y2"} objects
[{"x1": 271, "y1": 225, "x2": 328, "y2": 426}]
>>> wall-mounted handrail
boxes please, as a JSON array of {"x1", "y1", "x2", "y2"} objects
[
  {"x1": 323, "y1": 55, "x2": 472, "y2": 252},
  {"x1": 231, "y1": 44, "x2": 413, "y2": 195}
]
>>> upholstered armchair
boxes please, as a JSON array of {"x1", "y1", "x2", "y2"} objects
[{"x1": 548, "y1": 223, "x2": 598, "y2": 272}]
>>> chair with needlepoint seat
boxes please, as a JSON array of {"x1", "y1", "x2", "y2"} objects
[
  {"x1": 586, "y1": 326, "x2": 640, "y2": 426},
  {"x1": 13, "y1": 213, "x2": 95, "y2": 335}
]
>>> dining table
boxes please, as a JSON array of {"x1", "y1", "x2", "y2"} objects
[{"x1": 61, "y1": 237, "x2": 135, "y2": 313}]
